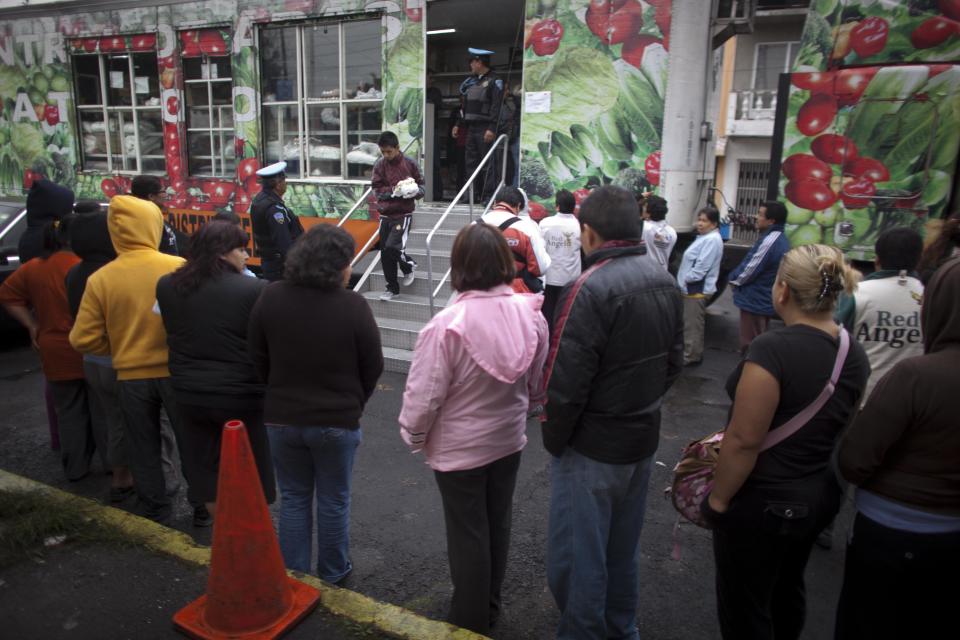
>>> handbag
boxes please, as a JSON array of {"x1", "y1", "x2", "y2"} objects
[{"x1": 668, "y1": 327, "x2": 850, "y2": 529}]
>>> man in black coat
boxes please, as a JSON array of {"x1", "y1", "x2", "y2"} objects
[
  {"x1": 249, "y1": 161, "x2": 304, "y2": 281},
  {"x1": 541, "y1": 186, "x2": 684, "y2": 639}
]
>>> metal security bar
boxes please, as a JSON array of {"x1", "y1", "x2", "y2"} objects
[
  {"x1": 732, "y1": 160, "x2": 770, "y2": 245},
  {"x1": 425, "y1": 134, "x2": 509, "y2": 315}
]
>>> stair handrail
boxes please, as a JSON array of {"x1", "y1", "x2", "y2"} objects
[
  {"x1": 425, "y1": 133, "x2": 509, "y2": 316},
  {"x1": 430, "y1": 192, "x2": 504, "y2": 299},
  {"x1": 336, "y1": 136, "x2": 420, "y2": 229}
]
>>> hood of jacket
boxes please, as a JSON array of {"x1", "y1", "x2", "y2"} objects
[
  {"x1": 26, "y1": 179, "x2": 74, "y2": 225},
  {"x1": 449, "y1": 285, "x2": 544, "y2": 384},
  {"x1": 70, "y1": 211, "x2": 117, "y2": 263},
  {"x1": 922, "y1": 258, "x2": 960, "y2": 353},
  {"x1": 108, "y1": 195, "x2": 162, "y2": 254}
]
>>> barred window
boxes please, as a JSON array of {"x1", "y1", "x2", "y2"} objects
[
  {"x1": 259, "y1": 18, "x2": 383, "y2": 181},
  {"x1": 72, "y1": 36, "x2": 164, "y2": 174},
  {"x1": 181, "y1": 29, "x2": 235, "y2": 177}
]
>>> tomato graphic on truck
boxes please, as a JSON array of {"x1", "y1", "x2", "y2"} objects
[
  {"x1": 776, "y1": 64, "x2": 960, "y2": 260},
  {"x1": 771, "y1": 0, "x2": 960, "y2": 262}
]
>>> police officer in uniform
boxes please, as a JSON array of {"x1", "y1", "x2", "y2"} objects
[
  {"x1": 250, "y1": 161, "x2": 304, "y2": 281},
  {"x1": 452, "y1": 48, "x2": 506, "y2": 202}
]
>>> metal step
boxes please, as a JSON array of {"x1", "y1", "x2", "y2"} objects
[
  {"x1": 382, "y1": 345, "x2": 413, "y2": 374},
  {"x1": 367, "y1": 270, "x2": 452, "y2": 299},
  {"x1": 377, "y1": 317, "x2": 426, "y2": 351},
  {"x1": 391, "y1": 248, "x2": 452, "y2": 275},
  {"x1": 411, "y1": 210, "x2": 475, "y2": 229},
  {"x1": 406, "y1": 228, "x2": 458, "y2": 252},
  {"x1": 362, "y1": 290, "x2": 436, "y2": 323}
]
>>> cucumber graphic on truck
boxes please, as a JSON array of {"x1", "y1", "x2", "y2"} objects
[{"x1": 773, "y1": 0, "x2": 960, "y2": 261}]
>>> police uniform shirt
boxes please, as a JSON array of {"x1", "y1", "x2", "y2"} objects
[
  {"x1": 250, "y1": 189, "x2": 304, "y2": 259},
  {"x1": 460, "y1": 71, "x2": 504, "y2": 128}
]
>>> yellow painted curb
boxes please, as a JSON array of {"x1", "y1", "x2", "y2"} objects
[{"x1": 0, "y1": 469, "x2": 487, "y2": 640}]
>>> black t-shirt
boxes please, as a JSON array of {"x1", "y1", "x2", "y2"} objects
[{"x1": 725, "y1": 324, "x2": 870, "y2": 487}]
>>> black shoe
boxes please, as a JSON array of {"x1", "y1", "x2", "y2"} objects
[
  {"x1": 333, "y1": 568, "x2": 354, "y2": 588},
  {"x1": 193, "y1": 505, "x2": 214, "y2": 528},
  {"x1": 109, "y1": 486, "x2": 135, "y2": 503}
]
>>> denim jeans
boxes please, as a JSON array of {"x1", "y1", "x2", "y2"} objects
[
  {"x1": 267, "y1": 425, "x2": 361, "y2": 583},
  {"x1": 547, "y1": 448, "x2": 654, "y2": 640}
]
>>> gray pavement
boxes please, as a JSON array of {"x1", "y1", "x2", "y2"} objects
[{"x1": 0, "y1": 291, "x2": 852, "y2": 639}]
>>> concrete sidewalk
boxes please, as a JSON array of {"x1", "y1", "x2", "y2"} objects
[{"x1": 0, "y1": 469, "x2": 485, "y2": 640}]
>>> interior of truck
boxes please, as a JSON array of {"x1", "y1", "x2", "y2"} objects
[{"x1": 424, "y1": 0, "x2": 526, "y2": 201}]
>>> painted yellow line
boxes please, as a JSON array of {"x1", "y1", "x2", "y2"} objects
[{"x1": 0, "y1": 469, "x2": 487, "y2": 640}]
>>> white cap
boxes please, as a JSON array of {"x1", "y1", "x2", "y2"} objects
[{"x1": 256, "y1": 161, "x2": 287, "y2": 177}]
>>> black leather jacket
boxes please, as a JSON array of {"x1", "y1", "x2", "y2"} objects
[{"x1": 542, "y1": 243, "x2": 684, "y2": 463}]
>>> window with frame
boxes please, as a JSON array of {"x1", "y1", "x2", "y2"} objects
[
  {"x1": 259, "y1": 18, "x2": 383, "y2": 181},
  {"x1": 753, "y1": 42, "x2": 800, "y2": 91},
  {"x1": 182, "y1": 29, "x2": 235, "y2": 177},
  {"x1": 73, "y1": 43, "x2": 164, "y2": 174}
]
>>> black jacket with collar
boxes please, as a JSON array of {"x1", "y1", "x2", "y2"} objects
[
  {"x1": 542, "y1": 243, "x2": 684, "y2": 463},
  {"x1": 156, "y1": 271, "x2": 267, "y2": 408}
]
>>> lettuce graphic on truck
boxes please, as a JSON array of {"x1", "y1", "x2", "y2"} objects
[
  {"x1": 780, "y1": 64, "x2": 960, "y2": 260},
  {"x1": 520, "y1": 0, "x2": 671, "y2": 218}
]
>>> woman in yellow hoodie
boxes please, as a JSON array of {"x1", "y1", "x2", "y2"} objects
[{"x1": 70, "y1": 195, "x2": 190, "y2": 524}]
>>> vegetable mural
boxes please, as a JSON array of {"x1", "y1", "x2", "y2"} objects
[
  {"x1": 779, "y1": 64, "x2": 960, "y2": 260},
  {"x1": 798, "y1": 0, "x2": 960, "y2": 69},
  {"x1": 520, "y1": 0, "x2": 671, "y2": 215},
  {"x1": 0, "y1": 0, "x2": 425, "y2": 223}
]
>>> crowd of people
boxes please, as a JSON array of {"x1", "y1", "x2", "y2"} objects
[{"x1": 2, "y1": 159, "x2": 959, "y2": 638}]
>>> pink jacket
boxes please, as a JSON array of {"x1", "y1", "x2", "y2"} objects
[{"x1": 399, "y1": 285, "x2": 549, "y2": 471}]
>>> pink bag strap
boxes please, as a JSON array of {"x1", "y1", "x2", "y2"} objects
[{"x1": 760, "y1": 327, "x2": 850, "y2": 451}]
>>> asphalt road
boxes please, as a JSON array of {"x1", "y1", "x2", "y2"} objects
[{"x1": 0, "y1": 291, "x2": 852, "y2": 639}]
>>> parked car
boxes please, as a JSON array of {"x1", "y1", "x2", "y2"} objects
[{"x1": 0, "y1": 201, "x2": 28, "y2": 332}]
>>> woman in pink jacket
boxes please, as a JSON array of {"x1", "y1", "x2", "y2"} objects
[{"x1": 400, "y1": 223, "x2": 549, "y2": 635}]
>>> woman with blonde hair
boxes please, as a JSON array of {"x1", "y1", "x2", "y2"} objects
[{"x1": 701, "y1": 244, "x2": 870, "y2": 640}]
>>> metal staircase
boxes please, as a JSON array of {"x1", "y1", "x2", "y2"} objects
[
  {"x1": 343, "y1": 134, "x2": 509, "y2": 374},
  {"x1": 354, "y1": 202, "x2": 473, "y2": 373}
]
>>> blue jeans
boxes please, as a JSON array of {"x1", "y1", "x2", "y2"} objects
[
  {"x1": 267, "y1": 425, "x2": 361, "y2": 582},
  {"x1": 547, "y1": 448, "x2": 654, "y2": 640}
]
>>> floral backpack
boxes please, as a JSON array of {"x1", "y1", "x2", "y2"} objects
[{"x1": 668, "y1": 328, "x2": 850, "y2": 530}]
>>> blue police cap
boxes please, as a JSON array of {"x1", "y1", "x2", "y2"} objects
[{"x1": 256, "y1": 161, "x2": 287, "y2": 178}]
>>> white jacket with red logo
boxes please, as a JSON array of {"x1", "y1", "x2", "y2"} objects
[{"x1": 481, "y1": 207, "x2": 547, "y2": 293}]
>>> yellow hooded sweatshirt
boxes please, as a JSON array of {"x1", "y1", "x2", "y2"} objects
[{"x1": 69, "y1": 195, "x2": 185, "y2": 380}]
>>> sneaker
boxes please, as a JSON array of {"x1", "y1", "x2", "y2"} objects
[
  {"x1": 400, "y1": 260, "x2": 417, "y2": 287},
  {"x1": 193, "y1": 505, "x2": 214, "y2": 528},
  {"x1": 379, "y1": 290, "x2": 397, "y2": 301}
]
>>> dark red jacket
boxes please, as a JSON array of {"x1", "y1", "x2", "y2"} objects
[{"x1": 371, "y1": 154, "x2": 424, "y2": 218}]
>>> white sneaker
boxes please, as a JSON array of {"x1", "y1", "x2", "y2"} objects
[
  {"x1": 379, "y1": 290, "x2": 397, "y2": 301},
  {"x1": 401, "y1": 266, "x2": 416, "y2": 287}
]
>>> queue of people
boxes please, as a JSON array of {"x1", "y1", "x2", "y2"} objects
[{"x1": 3, "y1": 166, "x2": 959, "y2": 640}]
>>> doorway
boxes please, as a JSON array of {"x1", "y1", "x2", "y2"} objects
[{"x1": 424, "y1": 0, "x2": 526, "y2": 201}]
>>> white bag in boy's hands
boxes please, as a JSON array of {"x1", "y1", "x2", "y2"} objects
[{"x1": 393, "y1": 177, "x2": 420, "y2": 199}]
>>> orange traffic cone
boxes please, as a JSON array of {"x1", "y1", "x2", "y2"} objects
[{"x1": 174, "y1": 420, "x2": 320, "y2": 638}]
